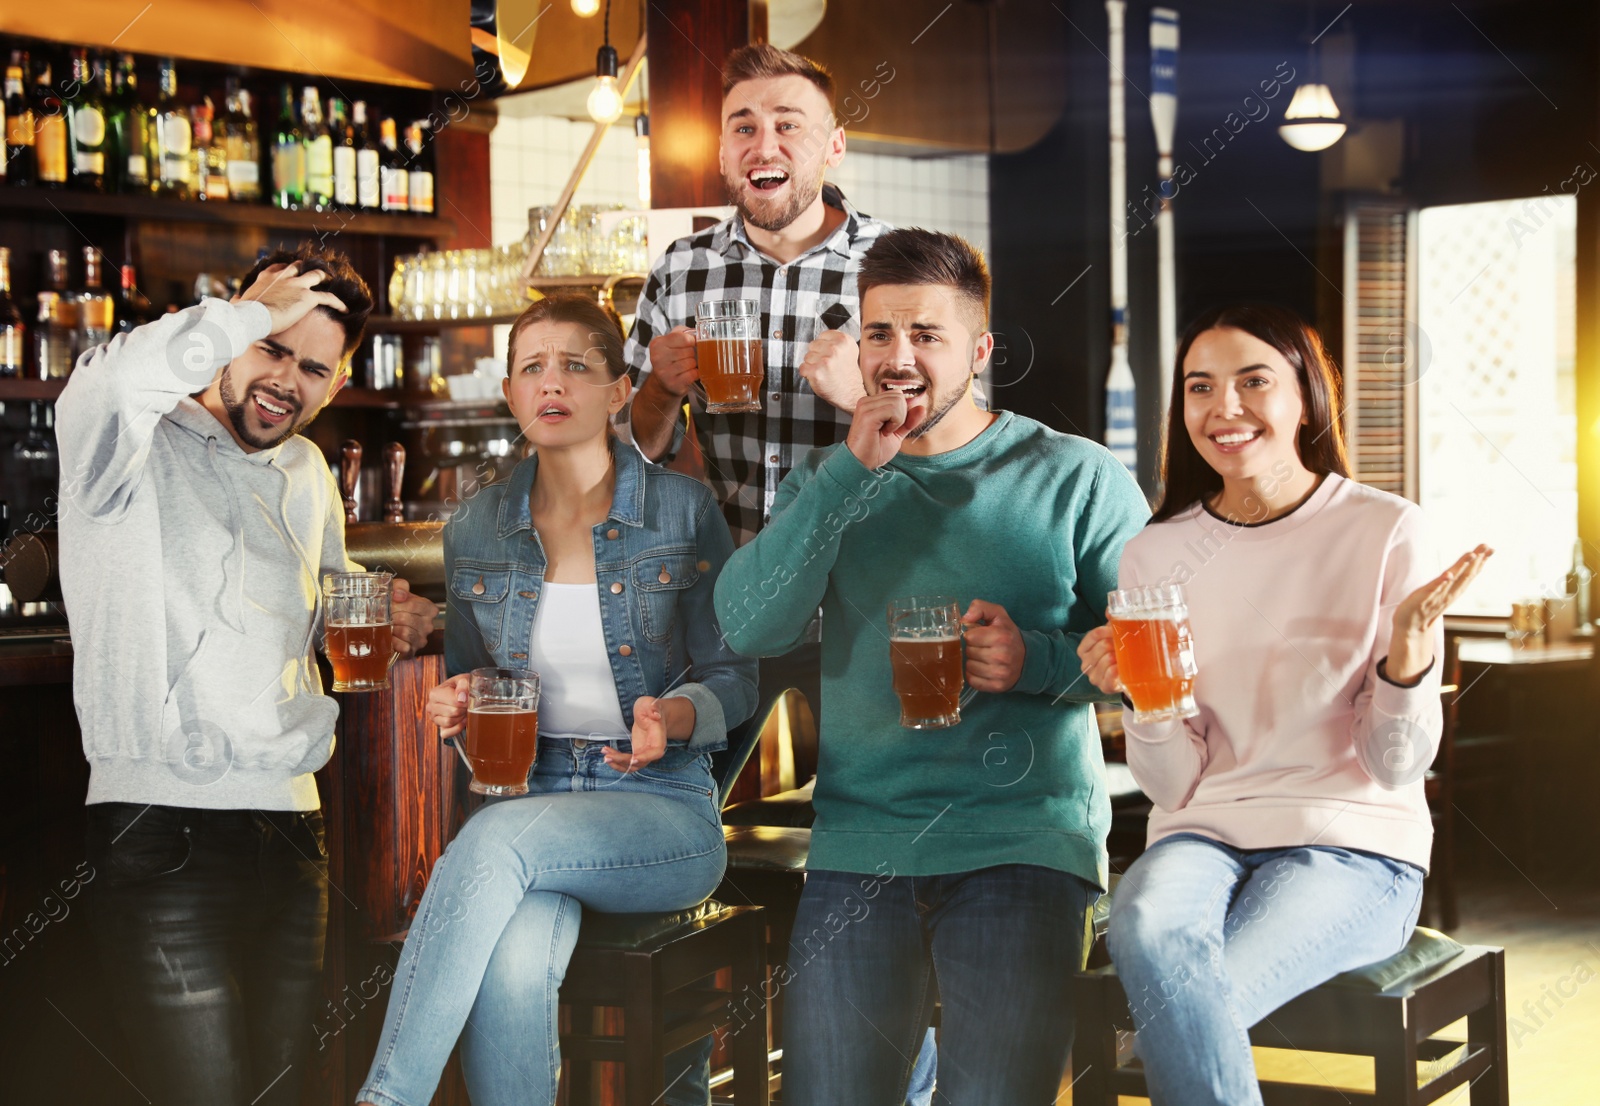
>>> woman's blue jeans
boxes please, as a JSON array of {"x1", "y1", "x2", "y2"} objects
[
  {"x1": 357, "y1": 739, "x2": 727, "y2": 1106},
  {"x1": 1106, "y1": 833, "x2": 1425, "y2": 1106}
]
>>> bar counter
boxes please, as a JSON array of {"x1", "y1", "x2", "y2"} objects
[{"x1": 0, "y1": 632, "x2": 474, "y2": 1104}]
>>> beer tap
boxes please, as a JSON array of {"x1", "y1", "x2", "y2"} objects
[
  {"x1": 383, "y1": 443, "x2": 406, "y2": 524},
  {"x1": 340, "y1": 440, "x2": 362, "y2": 523}
]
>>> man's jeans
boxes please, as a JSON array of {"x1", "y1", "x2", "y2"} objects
[
  {"x1": 86, "y1": 803, "x2": 330, "y2": 1106},
  {"x1": 1107, "y1": 833, "x2": 1425, "y2": 1106},
  {"x1": 784, "y1": 864, "x2": 1095, "y2": 1106}
]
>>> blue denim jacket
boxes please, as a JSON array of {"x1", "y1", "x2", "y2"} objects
[{"x1": 442, "y1": 439, "x2": 758, "y2": 772}]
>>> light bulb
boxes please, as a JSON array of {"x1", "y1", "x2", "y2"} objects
[
  {"x1": 571, "y1": 0, "x2": 600, "y2": 16},
  {"x1": 635, "y1": 113, "x2": 651, "y2": 206},
  {"x1": 1278, "y1": 82, "x2": 1347, "y2": 152},
  {"x1": 587, "y1": 76, "x2": 624, "y2": 125}
]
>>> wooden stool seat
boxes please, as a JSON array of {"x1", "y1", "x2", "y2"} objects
[{"x1": 1074, "y1": 925, "x2": 1509, "y2": 1105}]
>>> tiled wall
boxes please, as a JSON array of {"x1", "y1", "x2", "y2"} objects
[{"x1": 488, "y1": 111, "x2": 990, "y2": 255}]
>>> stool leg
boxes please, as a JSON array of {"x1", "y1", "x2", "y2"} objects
[
  {"x1": 566, "y1": 1011, "x2": 594, "y2": 1106},
  {"x1": 625, "y1": 953, "x2": 664, "y2": 1106},
  {"x1": 1070, "y1": 973, "x2": 1121, "y2": 1106},
  {"x1": 729, "y1": 913, "x2": 771, "y2": 1105},
  {"x1": 1468, "y1": 950, "x2": 1510, "y2": 1106},
  {"x1": 1372, "y1": 1002, "x2": 1419, "y2": 1106}
]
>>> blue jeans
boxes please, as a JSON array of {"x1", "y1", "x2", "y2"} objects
[
  {"x1": 784, "y1": 864, "x2": 1095, "y2": 1106},
  {"x1": 1106, "y1": 833, "x2": 1425, "y2": 1106},
  {"x1": 358, "y1": 740, "x2": 727, "y2": 1106}
]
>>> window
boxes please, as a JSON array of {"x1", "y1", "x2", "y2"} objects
[{"x1": 1415, "y1": 196, "x2": 1579, "y2": 615}]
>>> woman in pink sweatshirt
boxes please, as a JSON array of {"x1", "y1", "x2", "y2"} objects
[{"x1": 1077, "y1": 304, "x2": 1489, "y2": 1106}]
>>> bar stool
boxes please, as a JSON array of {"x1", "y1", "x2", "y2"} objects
[
  {"x1": 554, "y1": 692, "x2": 788, "y2": 1106},
  {"x1": 1073, "y1": 925, "x2": 1510, "y2": 1105}
]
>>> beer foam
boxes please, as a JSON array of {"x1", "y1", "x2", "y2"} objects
[
  {"x1": 890, "y1": 634, "x2": 960, "y2": 643},
  {"x1": 468, "y1": 704, "x2": 534, "y2": 713},
  {"x1": 1109, "y1": 610, "x2": 1182, "y2": 622},
  {"x1": 330, "y1": 621, "x2": 389, "y2": 628}
]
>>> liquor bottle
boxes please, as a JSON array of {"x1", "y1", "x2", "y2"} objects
[
  {"x1": 405, "y1": 121, "x2": 435, "y2": 215},
  {"x1": 222, "y1": 79, "x2": 261, "y2": 202},
  {"x1": 66, "y1": 49, "x2": 108, "y2": 191},
  {"x1": 301, "y1": 86, "x2": 333, "y2": 209},
  {"x1": 152, "y1": 58, "x2": 192, "y2": 199},
  {"x1": 107, "y1": 53, "x2": 149, "y2": 193},
  {"x1": 193, "y1": 98, "x2": 229, "y2": 200},
  {"x1": 32, "y1": 55, "x2": 70, "y2": 188},
  {"x1": 35, "y1": 249, "x2": 77, "y2": 379},
  {"x1": 75, "y1": 248, "x2": 114, "y2": 354},
  {"x1": 271, "y1": 83, "x2": 305, "y2": 209},
  {"x1": 379, "y1": 117, "x2": 409, "y2": 213},
  {"x1": 1568, "y1": 540, "x2": 1594, "y2": 635},
  {"x1": 114, "y1": 263, "x2": 156, "y2": 334},
  {"x1": 352, "y1": 100, "x2": 380, "y2": 209},
  {"x1": 3, "y1": 55, "x2": 33, "y2": 186},
  {"x1": 330, "y1": 98, "x2": 356, "y2": 207},
  {"x1": 0, "y1": 247, "x2": 24, "y2": 377}
]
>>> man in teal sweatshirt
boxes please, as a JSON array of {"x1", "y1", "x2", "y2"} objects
[{"x1": 714, "y1": 228, "x2": 1150, "y2": 1104}]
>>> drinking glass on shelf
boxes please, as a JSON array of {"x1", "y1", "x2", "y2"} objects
[{"x1": 1107, "y1": 584, "x2": 1199, "y2": 723}]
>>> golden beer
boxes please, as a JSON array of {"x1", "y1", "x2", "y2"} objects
[
  {"x1": 1106, "y1": 585, "x2": 1199, "y2": 723},
  {"x1": 890, "y1": 635, "x2": 964, "y2": 726}
]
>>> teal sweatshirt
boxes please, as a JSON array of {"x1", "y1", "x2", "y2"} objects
[{"x1": 714, "y1": 412, "x2": 1151, "y2": 887}]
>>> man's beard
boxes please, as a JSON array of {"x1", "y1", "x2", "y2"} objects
[
  {"x1": 905, "y1": 380, "x2": 968, "y2": 441},
  {"x1": 723, "y1": 161, "x2": 825, "y2": 233},
  {"x1": 219, "y1": 366, "x2": 310, "y2": 449},
  {"x1": 877, "y1": 370, "x2": 969, "y2": 442}
]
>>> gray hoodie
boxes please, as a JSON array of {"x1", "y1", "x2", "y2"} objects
[{"x1": 57, "y1": 298, "x2": 358, "y2": 811}]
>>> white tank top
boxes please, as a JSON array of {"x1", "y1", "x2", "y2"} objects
[{"x1": 529, "y1": 582, "x2": 631, "y2": 741}]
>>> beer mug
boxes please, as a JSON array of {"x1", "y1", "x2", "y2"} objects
[
  {"x1": 455, "y1": 667, "x2": 541, "y2": 796},
  {"x1": 1107, "y1": 584, "x2": 1199, "y2": 724},
  {"x1": 888, "y1": 596, "x2": 977, "y2": 729},
  {"x1": 323, "y1": 572, "x2": 397, "y2": 692},
  {"x1": 695, "y1": 298, "x2": 764, "y2": 413}
]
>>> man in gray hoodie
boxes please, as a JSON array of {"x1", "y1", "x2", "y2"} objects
[{"x1": 57, "y1": 244, "x2": 437, "y2": 1106}]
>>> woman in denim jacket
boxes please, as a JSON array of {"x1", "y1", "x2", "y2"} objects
[{"x1": 357, "y1": 295, "x2": 757, "y2": 1106}]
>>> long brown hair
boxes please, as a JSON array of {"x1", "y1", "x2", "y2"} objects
[{"x1": 1152, "y1": 304, "x2": 1350, "y2": 523}]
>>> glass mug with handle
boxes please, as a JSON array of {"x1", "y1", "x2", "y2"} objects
[
  {"x1": 447, "y1": 666, "x2": 541, "y2": 796},
  {"x1": 694, "y1": 298, "x2": 765, "y2": 413},
  {"x1": 323, "y1": 572, "x2": 397, "y2": 692},
  {"x1": 1107, "y1": 584, "x2": 1199, "y2": 723},
  {"x1": 888, "y1": 596, "x2": 978, "y2": 729}
]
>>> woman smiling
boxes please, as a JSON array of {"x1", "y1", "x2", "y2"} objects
[{"x1": 1077, "y1": 304, "x2": 1490, "y2": 1106}]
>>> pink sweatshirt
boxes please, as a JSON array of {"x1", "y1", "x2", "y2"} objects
[{"x1": 1118, "y1": 475, "x2": 1442, "y2": 871}]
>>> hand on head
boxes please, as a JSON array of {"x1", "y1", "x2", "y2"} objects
[{"x1": 237, "y1": 262, "x2": 348, "y2": 337}]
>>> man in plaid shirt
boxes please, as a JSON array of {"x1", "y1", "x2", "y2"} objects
[
  {"x1": 625, "y1": 44, "x2": 890, "y2": 548},
  {"x1": 624, "y1": 43, "x2": 942, "y2": 1106}
]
